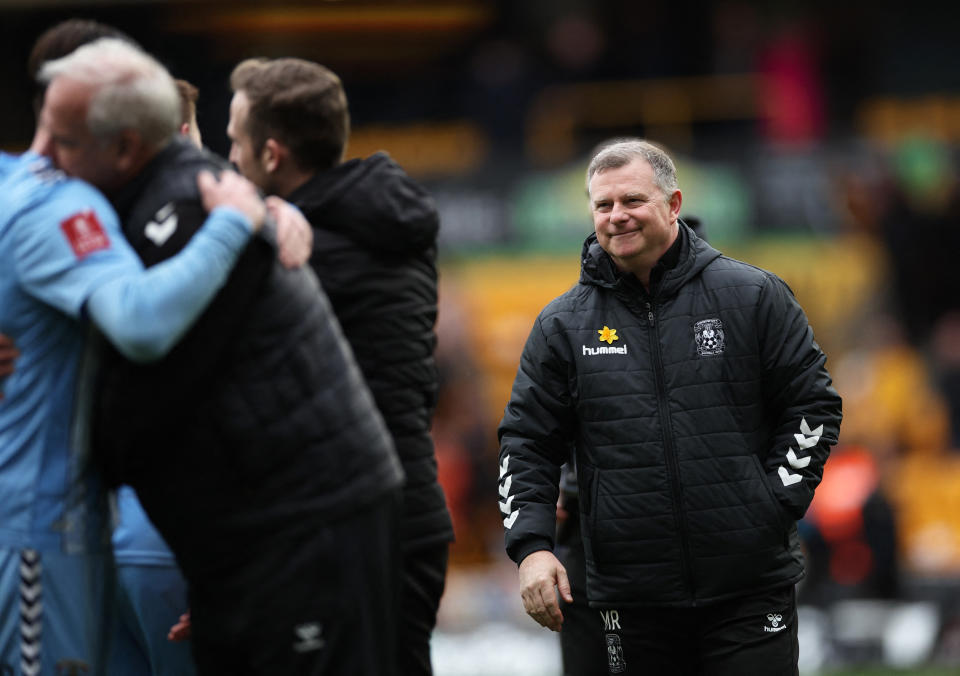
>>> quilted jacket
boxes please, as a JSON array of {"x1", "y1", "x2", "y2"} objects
[
  {"x1": 93, "y1": 139, "x2": 402, "y2": 586},
  {"x1": 499, "y1": 222, "x2": 842, "y2": 607},
  {"x1": 288, "y1": 152, "x2": 454, "y2": 551}
]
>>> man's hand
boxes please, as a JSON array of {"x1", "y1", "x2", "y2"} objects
[
  {"x1": 0, "y1": 333, "x2": 18, "y2": 402},
  {"x1": 518, "y1": 550, "x2": 573, "y2": 632},
  {"x1": 266, "y1": 196, "x2": 313, "y2": 269},
  {"x1": 197, "y1": 170, "x2": 266, "y2": 233},
  {"x1": 168, "y1": 610, "x2": 191, "y2": 642}
]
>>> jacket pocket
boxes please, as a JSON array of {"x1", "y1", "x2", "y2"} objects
[
  {"x1": 577, "y1": 463, "x2": 601, "y2": 567},
  {"x1": 579, "y1": 463, "x2": 595, "y2": 515},
  {"x1": 751, "y1": 455, "x2": 792, "y2": 548}
]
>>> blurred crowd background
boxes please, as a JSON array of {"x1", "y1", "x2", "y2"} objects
[{"x1": 3, "y1": 1, "x2": 960, "y2": 673}]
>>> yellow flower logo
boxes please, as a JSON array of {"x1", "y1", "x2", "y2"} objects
[{"x1": 598, "y1": 326, "x2": 619, "y2": 344}]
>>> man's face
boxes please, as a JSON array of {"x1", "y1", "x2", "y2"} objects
[
  {"x1": 36, "y1": 77, "x2": 123, "y2": 190},
  {"x1": 227, "y1": 91, "x2": 270, "y2": 191},
  {"x1": 589, "y1": 158, "x2": 681, "y2": 276}
]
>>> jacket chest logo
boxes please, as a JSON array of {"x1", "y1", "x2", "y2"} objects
[
  {"x1": 583, "y1": 326, "x2": 628, "y2": 356},
  {"x1": 694, "y1": 318, "x2": 725, "y2": 356}
]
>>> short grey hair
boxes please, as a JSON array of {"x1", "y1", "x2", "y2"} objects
[
  {"x1": 39, "y1": 38, "x2": 179, "y2": 150},
  {"x1": 586, "y1": 138, "x2": 678, "y2": 198}
]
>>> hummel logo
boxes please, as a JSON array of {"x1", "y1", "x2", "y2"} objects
[
  {"x1": 583, "y1": 344, "x2": 628, "y2": 356},
  {"x1": 778, "y1": 417, "x2": 821, "y2": 486},
  {"x1": 145, "y1": 203, "x2": 178, "y2": 247},
  {"x1": 292, "y1": 622, "x2": 325, "y2": 653},
  {"x1": 499, "y1": 455, "x2": 519, "y2": 529},
  {"x1": 498, "y1": 475, "x2": 511, "y2": 499},
  {"x1": 764, "y1": 613, "x2": 786, "y2": 633}
]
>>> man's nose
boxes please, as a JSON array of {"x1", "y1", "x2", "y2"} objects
[
  {"x1": 30, "y1": 127, "x2": 53, "y2": 157},
  {"x1": 610, "y1": 202, "x2": 629, "y2": 223}
]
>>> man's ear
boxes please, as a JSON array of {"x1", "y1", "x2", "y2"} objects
[
  {"x1": 668, "y1": 189, "x2": 683, "y2": 222},
  {"x1": 262, "y1": 138, "x2": 284, "y2": 174}
]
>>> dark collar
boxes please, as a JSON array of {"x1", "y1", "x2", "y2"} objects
[
  {"x1": 109, "y1": 139, "x2": 186, "y2": 222},
  {"x1": 646, "y1": 223, "x2": 685, "y2": 291}
]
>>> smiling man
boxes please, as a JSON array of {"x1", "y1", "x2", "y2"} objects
[
  {"x1": 498, "y1": 138, "x2": 842, "y2": 675},
  {"x1": 588, "y1": 149, "x2": 681, "y2": 283}
]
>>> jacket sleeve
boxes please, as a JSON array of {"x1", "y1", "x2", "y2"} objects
[
  {"x1": 86, "y1": 206, "x2": 251, "y2": 362},
  {"x1": 498, "y1": 314, "x2": 576, "y2": 565},
  {"x1": 757, "y1": 273, "x2": 842, "y2": 520}
]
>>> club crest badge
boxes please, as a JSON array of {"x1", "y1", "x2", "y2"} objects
[
  {"x1": 606, "y1": 634, "x2": 627, "y2": 673},
  {"x1": 694, "y1": 318, "x2": 725, "y2": 357}
]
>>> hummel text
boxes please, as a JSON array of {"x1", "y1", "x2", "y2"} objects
[{"x1": 583, "y1": 345, "x2": 628, "y2": 356}]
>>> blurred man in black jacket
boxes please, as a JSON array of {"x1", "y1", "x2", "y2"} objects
[
  {"x1": 227, "y1": 57, "x2": 454, "y2": 676},
  {"x1": 37, "y1": 37, "x2": 402, "y2": 675}
]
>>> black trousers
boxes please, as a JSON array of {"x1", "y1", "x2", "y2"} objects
[
  {"x1": 556, "y1": 503, "x2": 607, "y2": 676},
  {"x1": 599, "y1": 584, "x2": 799, "y2": 676},
  {"x1": 396, "y1": 543, "x2": 449, "y2": 676},
  {"x1": 189, "y1": 492, "x2": 400, "y2": 676}
]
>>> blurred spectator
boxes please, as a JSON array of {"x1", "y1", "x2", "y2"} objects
[
  {"x1": 832, "y1": 312, "x2": 950, "y2": 458},
  {"x1": 799, "y1": 446, "x2": 899, "y2": 606},
  {"x1": 878, "y1": 136, "x2": 960, "y2": 346},
  {"x1": 931, "y1": 312, "x2": 960, "y2": 449},
  {"x1": 757, "y1": 16, "x2": 825, "y2": 146},
  {"x1": 434, "y1": 280, "x2": 499, "y2": 565}
]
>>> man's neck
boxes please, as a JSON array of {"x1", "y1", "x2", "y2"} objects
[{"x1": 275, "y1": 168, "x2": 316, "y2": 200}]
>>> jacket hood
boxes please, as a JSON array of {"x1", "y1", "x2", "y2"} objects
[
  {"x1": 579, "y1": 219, "x2": 723, "y2": 297},
  {"x1": 288, "y1": 152, "x2": 439, "y2": 255}
]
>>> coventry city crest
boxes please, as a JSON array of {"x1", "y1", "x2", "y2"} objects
[
  {"x1": 606, "y1": 634, "x2": 627, "y2": 673},
  {"x1": 694, "y1": 318, "x2": 725, "y2": 357}
]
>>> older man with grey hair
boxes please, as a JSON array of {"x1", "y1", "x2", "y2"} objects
[
  {"x1": 36, "y1": 38, "x2": 180, "y2": 196},
  {"x1": 498, "y1": 138, "x2": 842, "y2": 675},
  {"x1": 35, "y1": 38, "x2": 404, "y2": 675},
  {"x1": 0, "y1": 32, "x2": 267, "y2": 676}
]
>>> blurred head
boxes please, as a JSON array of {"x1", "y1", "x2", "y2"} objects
[
  {"x1": 175, "y1": 78, "x2": 202, "y2": 148},
  {"x1": 28, "y1": 19, "x2": 137, "y2": 116},
  {"x1": 35, "y1": 38, "x2": 179, "y2": 193},
  {"x1": 586, "y1": 139, "x2": 682, "y2": 282},
  {"x1": 228, "y1": 57, "x2": 349, "y2": 195}
]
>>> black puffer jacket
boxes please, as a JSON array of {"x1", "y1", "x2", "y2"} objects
[
  {"x1": 93, "y1": 140, "x2": 402, "y2": 585},
  {"x1": 288, "y1": 152, "x2": 454, "y2": 550},
  {"x1": 499, "y1": 223, "x2": 842, "y2": 607}
]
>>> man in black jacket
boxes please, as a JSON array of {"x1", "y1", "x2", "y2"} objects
[
  {"x1": 226, "y1": 57, "x2": 454, "y2": 676},
  {"x1": 499, "y1": 139, "x2": 842, "y2": 675},
  {"x1": 37, "y1": 37, "x2": 403, "y2": 675}
]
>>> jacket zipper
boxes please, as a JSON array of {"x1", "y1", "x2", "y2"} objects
[{"x1": 646, "y1": 300, "x2": 697, "y2": 604}]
